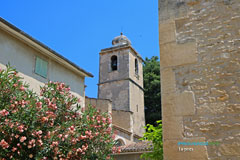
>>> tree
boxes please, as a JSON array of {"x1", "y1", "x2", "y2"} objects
[
  {"x1": 0, "y1": 65, "x2": 118, "y2": 160},
  {"x1": 143, "y1": 56, "x2": 161, "y2": 125},
  {"x1": 140, "y1": 120, "x2": 163, "y2": 160}
]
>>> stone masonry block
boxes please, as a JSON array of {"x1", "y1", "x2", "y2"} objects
[
  {"x1": 164, "y1": 137, "x2": 208, "y2": 160},
  {"x1": 175, "y1": 17, "x2": 190, "y2": 33},
  {"x1": 161, "y1": 67, "x2": 176, "y2": 94},
  {"x1": 176, "y1": 91, "x2": 195, "y2": 116},
  {"x1": 160, "y1": 41, "x2": 197, "y2": 68},
  {"x1": 162, "y1": 93, "x2": 177, "y2": 117},
  {"x1": 163, "y1": 116, "x2": 183, "y2": 140},
  {"x1": 162, "y1": 91, "x2": 195, "y2": 117},
  {"x1": 219, "y1": 142, "x2": 240, "y2": 156},
  {"x1": 159, "y1": 20, "x2": 176, "y2": 45}
]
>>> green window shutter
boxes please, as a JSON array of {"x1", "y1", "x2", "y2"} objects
[{"x1": 35, "y1": 57, "x2": 48, "y2": 78}]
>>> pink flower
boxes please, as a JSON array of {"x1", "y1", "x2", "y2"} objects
[
  {"x1": 36, "y1": 102, "x2": 42, "y2": 109},
  {"x1": 37, "y1": 139, "x2": 43, "y2": 146},
  {"x1": 37, "y1": 130, "x2": 42, "y2": 135},
  {"x1": 80, "y1": 135, "x2": 87, "y2": 140},
  {"x1": 20, "y1": 136, "x2": 26, "y2": 142},
  {"x1": 107, "y1": 118, "x2": 112, "y2": 124},
  {"x1": 77, "y1": 148, "x2": 82, "y2": 153},
  {"x1": 20, "y1": 86, "x2": 25, "y2": 91},
  {"x1": 102, "y1": 117, "x2": 106, "y2": 123},
  {"x1": 41, "y1": 117, "x2": 48, "y2": 122},
  {"x1": 58, "y1": 134, "x2": 62, "y2": 138},
  {"x1": 0, "y1": 109, "x2": 9, "y2": 116},
  {"x1": 107, "y1": 127, "x2": 112, "y2": 133},
  {"x1": 0, "y1": 139, "x2": 9, "y2": 149},
  {"x1": 29, "y1": 139, "x2": 36, "y2": 146},
  {"x1": 12, "y1": 147, "x2": 17, "y2": 152},
  {"x1": 69, "y1": 125, "x2": 75, "y2": 132},
  {"x1": 17, "y1": 125, "x2": 24, "y2": 132},
  {"x1": 117, "y1": 147, "x2": 121, "y2": 153},
  {"x1": 64, "y1": 134, "x2": 69, "y2": 139},
  {"x1": 52, "y1": 141, "x2": 59, "y2": 146}
]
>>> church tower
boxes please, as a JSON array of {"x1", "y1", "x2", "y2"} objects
[{"x1": 98, "y1": 33, "x2": 145, "y2": 136}]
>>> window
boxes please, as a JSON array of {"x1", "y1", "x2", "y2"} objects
[
  {"x1": 135, "y1": 58, "x2": 138, "y2": 75},
  {"x1": 35, "y1": 57, "x2": 48, "y2": 78},
  {"x1": 115, "y1": 139, "x2": 124, "y2": 147},
  {"x1": 111, "y1": 55, "x2": 118, "y2": 71},
  {"x1": 136, "y1": 105, "x2": 138, "y2": 112}
]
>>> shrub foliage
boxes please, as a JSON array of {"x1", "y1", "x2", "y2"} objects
[
  {"x1": 0, "y1": 65, "x2": 117, "y2": 160},
  {"x1": 140, "y1": 120, "x2": 163, "y2": 160}
]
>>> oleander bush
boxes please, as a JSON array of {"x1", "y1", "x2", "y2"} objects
[{"x1": 0, "y1": 65, "x2": 119, "y2": 160}]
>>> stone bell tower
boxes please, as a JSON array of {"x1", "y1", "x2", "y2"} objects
[{"x1": 98, "y1": 33, "x2": 145, "y2": 136}]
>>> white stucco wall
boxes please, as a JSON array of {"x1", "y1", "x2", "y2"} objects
[{"x1": 0, "y1": 29, "x2": 85, "y2": 107}]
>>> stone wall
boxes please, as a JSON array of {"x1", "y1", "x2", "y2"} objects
[
  {"x1": 112, "y1": 110, "x2": 133, "y2": 132},
  {"x1": 85, "y1": 97, "x2": 112, "y2": 113},
  {"x1": 159, "y1": 0, "x2": 240, "y2": 159}
]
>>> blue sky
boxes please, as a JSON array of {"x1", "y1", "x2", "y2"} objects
[{"x1": 0, "y1": 0, "x2": 159, "y2": 98}]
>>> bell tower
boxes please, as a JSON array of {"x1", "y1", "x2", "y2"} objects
[{"x1": 98, "y1": 33, "x2": 145, "y2": 136}]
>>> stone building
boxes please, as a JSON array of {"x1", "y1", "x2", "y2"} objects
[
  {"x1": 159, "y1": 0, "x2": 240, "y2": 159},
  {"x1": 98, "y1": 33, "x2": 145, "y2": 139},
  {"x1": 0, "y1": 17, "x2": 93, "y2": 108}
]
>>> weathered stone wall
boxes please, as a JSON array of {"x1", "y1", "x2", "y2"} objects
[
  {"x1": 129, "y1": 82, "x2": 145, "y2": 137},
  {"x1": 159, "y1": 0, "x2": 240, "y2": 159},
  {"x1": 99, "y1": 48, "x2": 130, "y2": 83},
  {"x1": 128, "y1": 50, "x2": 145, "y2": 137},
  {"x1": 98, "y1": 80, "x2": 130, "y2": 111},
  {"x1": 85, "y1": 97, "x2": 112, "y2": 113},
  {"x1": 129, "y1": 50, "x2": 144, "y2": 88},
  {"x1": 112, "y1": 110, "x2": 133, "y2": 132}
]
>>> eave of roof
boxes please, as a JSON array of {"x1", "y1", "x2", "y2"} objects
[
  {"x1": 0, "y1": 17, "x2": 93, "y2": 78},
  {"x1": 113, "y1": 124, "x2": 132, "y2": 135},
  {"x1": 113, "y1": 141, "x2": 153, "y2": 154}
]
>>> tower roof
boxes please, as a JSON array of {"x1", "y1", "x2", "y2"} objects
[{"x1": 112, "y1": 32, "x2": 131, "y2": 46}]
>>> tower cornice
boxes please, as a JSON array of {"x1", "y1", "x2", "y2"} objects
[
  {"x1": 98, "y1": 78, "x2": 144, "y2": 91},
  {"x1": 100, "y1": 44, "x2": 144, "y2": 62}
]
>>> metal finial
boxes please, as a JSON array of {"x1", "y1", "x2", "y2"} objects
[{"x1": 120, "y1": 32, "x2": 123, "y2": 35}]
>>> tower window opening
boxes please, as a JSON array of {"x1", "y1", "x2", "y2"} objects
[
  {"x1": 135, "y1": 58, "x2": 138, "y2": 75},
  {"x1": 111, "y1": 55, "x2": 118, "y2": 71}
]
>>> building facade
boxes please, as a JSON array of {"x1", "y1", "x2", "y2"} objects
[{"x1": 0, "y1": 17, "x2": 93, "y2": 107}]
